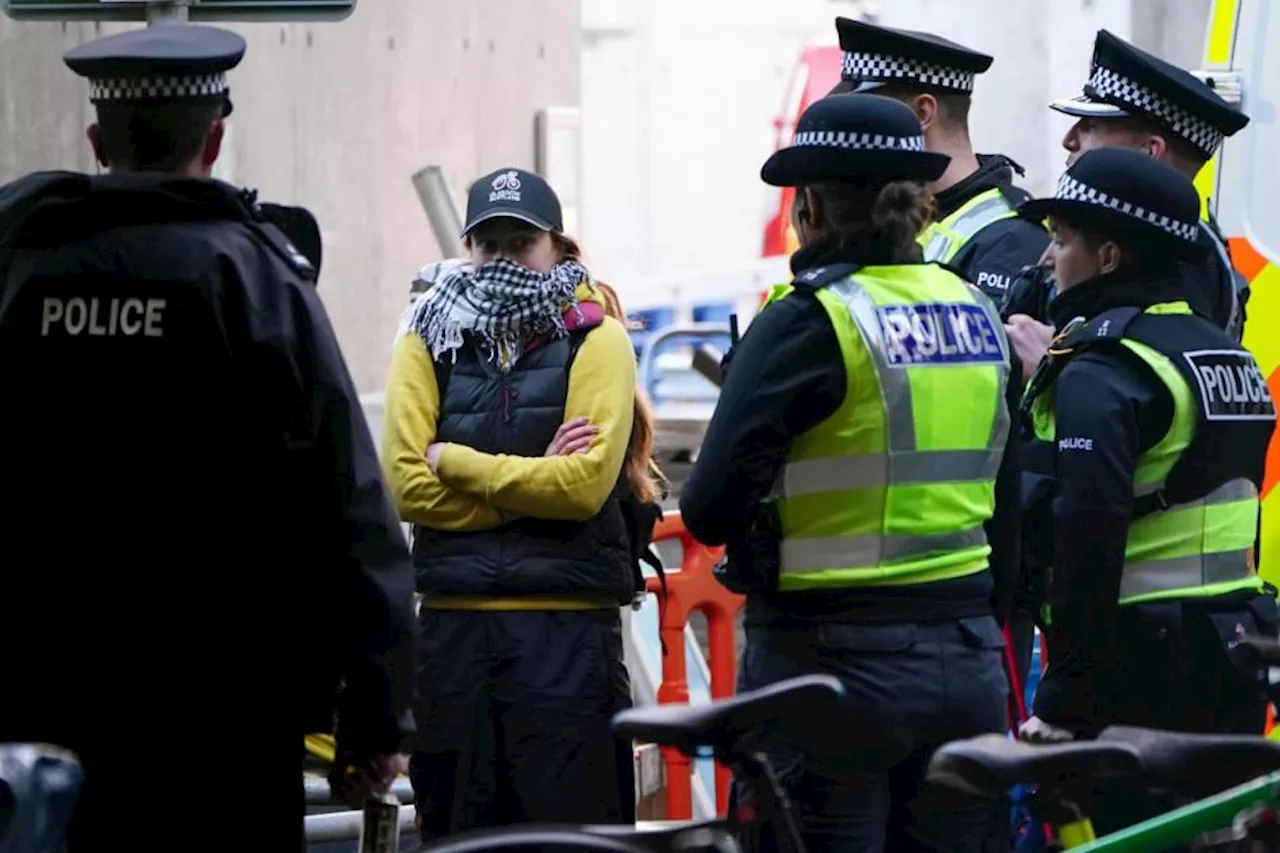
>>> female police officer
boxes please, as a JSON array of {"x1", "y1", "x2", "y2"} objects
[
  {"x1": 1014, "y1": 148, "x2": 1278, "y2": 830},
  {"x1": 680, "y1": 93, "x2": 1018, "y2": 853}
]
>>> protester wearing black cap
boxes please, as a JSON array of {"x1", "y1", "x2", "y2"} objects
[
  {"x1": 382, "y1": 165, "x2": 646, "y2": 839},
  {"x1": 1013, "y1": 148, "x2": 1277, "y2": 832},
  {"x1": 0, "y1": 25, "x2": 417, "y2": 850},
  {"x1": 832, "y1": 17, "x2": 1049, "y2": 308},
  {"x1": 1006, "y1": 29, "x2": 1251, "y2": 343},
  {"x1": 681, "y1": 93, "x2": 1018, "y2": 852}
]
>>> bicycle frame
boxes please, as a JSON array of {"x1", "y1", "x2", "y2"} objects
[{"x1": 1055, "y1": 770, "x2": 1280, "y2": 851}]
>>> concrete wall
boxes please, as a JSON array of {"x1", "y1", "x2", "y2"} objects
[{"x1": 0, "y1": 0, "x2": 582, "y2": 393}]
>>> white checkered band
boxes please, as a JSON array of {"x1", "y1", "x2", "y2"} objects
[
  {"x1": 1053, "y1": 172, "x2": 1199, "y2": 242},
  {"x1": 842, "y1": 50, "x2": 975, "y2": 93},
  {"x1": 88, "y1": 72, "x2": 229, "y2": 104},
  {"x1": 1087, "y1": 64, "x2": 1224, "y2": 157},
  {"x1": 791, "y1": 130, "x2": 926, "y2": 153}
]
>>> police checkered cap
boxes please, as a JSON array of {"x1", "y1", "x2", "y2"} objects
[
  {"x1": 790, "y1": 129, "x2": 926, "y2": 153},
  {"x1": 1088, "y1": 64, "x2": 1223, "y2": 158},
  {"x1": 88, "y1": 72, "x2": 229, "y2": 104},
  {"x1": 842, "y1": 50, "x2": 975, "y2": 94},
  {"x1": 1052, "y1": 171, "x2": 1200, "y2": 243}
]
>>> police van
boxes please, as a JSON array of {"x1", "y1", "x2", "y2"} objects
[{"x1": 1196, "y1": 0, "x2": 1280, "y2": 589}]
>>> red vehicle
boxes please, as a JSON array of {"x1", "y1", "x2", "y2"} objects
[{"x1": 761, "y1": 45, "x2": 843, "y2": 258}]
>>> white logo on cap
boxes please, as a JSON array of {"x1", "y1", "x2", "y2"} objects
[{"x1": 489, "y1": 170, "x2": 522, "y2": 204}]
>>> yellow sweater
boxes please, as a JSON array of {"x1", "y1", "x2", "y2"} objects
[{"x1": 381, "y1": 285, "x2": 636, "y2": 534}]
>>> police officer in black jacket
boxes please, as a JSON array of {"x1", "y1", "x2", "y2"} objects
[
  {"x1": 1013, "y1": 148, "x2": 1277, "y2": 833},
  {"x1": 0, "y1": 26, "x2": 416, "y2": 851},
  {"x1": 832, "y1": 18, "x2": 1049, "y2": 307},
  {"x1": 1006, "y1": 29, "x2": 1251, "y2": 340}
]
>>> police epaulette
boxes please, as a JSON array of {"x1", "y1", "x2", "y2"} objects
[
  {"x1": 1020, "y1": 306, "x2": 1142, "y2": 424},
  {"x1": 791, "y1": 262, "x2": 861, "y2": 291},
  {"x1": 1050, "y1": 306, "x2": 1142, "y2": 355},
  {"x1": 248, "y1": 219, "x2": 317, "y2": 283}
]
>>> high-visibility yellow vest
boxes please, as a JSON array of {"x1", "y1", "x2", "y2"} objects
[
  {"x1": 1029, "y1": 303, "x2": 1264, "y2": 606},
  {"x1": 920, "y1": 187, "x2": 1019, "y2": 264},
  {"x1": 764, "y1": 264, "x2": 1011, "y2": 592}
]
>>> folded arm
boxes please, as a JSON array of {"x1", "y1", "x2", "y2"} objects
[
  {"x1": 435, "y1": 316, "x2": 636, "y2": 521},
  {"x1": 381, "y1": 333, "x2": 508, "y2": 531}
]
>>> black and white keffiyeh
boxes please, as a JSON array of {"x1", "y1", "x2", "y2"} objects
[{"x1": 400, "y1": 257, "x2": 591, "y2": 372}]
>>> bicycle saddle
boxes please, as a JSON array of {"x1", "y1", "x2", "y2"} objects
[
  {"x1": 1098, "y1": 725, "x2": 1280, "y2": 798},
  {"x1": 926, "y1": 734, "x2": 1143, "y2": 798},
  {"x1": 611, "y1": 674, "x2": 845, "y2": 758}
]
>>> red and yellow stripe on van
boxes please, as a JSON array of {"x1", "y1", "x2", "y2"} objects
[
  {"x1": 1194, "y1": 0, "x2": 1279, "y2": 586},
  {"x1": 1197, "y1": 0, "x2": 1280, "y2": 738}
]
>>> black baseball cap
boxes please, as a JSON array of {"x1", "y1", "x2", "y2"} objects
[{"x1": 461, "y1": 167, "x2": 563, "y2": 237}]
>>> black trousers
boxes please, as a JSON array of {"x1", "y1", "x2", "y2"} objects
[
  {"x1": 409, "y1": 608, "x2": 636, "y2": 840},
  {"x1": 733, "y1": 616, "x2": 1009, "y2": 853},
  {"x1": 1087, "y1": 594, "x2": 1279, "y2": 842}
]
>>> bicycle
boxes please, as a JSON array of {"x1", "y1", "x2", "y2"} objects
[
  {"x1": 926, "y1": 634, "x2": 1280, "y2": 852},
  {"x1": 416, "y1": 673, "x2": 847, "y2": 853},
  {"x1": 0, "y1": 742, "x2": 83, "y2": 853}
]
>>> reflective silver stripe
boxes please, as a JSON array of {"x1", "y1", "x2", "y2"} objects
[
  {"x1": 1120, "y1": 550, "x2": 1255, "y2": 601},
  {"x1": 922, "y1": 233, "x2": 953, "y2": 263},
  {"x1": 922, "y1": 192, "x2": 1016, "y2": 262},
  {"x1": 1133, "y1": 477, "x2": 1257, "y2": 505},
  {"x1": 1119, "y1": 479, "x2": 1259, "y2": 600},
  {"x1": 779, "y1": 525, "x2": 990, "y2": 574},
  {"x1": 782, "y1": 448, "x2": 1005, "y2": 497}
]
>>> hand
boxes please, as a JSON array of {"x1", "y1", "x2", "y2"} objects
[
  {"x1": 426, "y1": 443, "x2": 445, "y2": 473},
  {"x1": 328, "y1": 751, "x2": 410, "y2": 808},
  {"x1": 1005, "y1": 314, "x2": 1055, "y2": 383},
  {"x1": 545, "y1": 417, "x2": 597, "y2": 456},
  {"x1": 1019, "y1": 715, "x2": 1075, "y2": 743}
]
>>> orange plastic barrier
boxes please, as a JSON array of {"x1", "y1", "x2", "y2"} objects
[{"x1": 645, "y1": 512, "x2": 745, "y2": 820}]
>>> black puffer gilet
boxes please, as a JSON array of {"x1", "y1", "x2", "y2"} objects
[{"x1": 410, "y1": 329, "x2": 634, "y2": 603}]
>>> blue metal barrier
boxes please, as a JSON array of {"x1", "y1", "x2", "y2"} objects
[
  {"x1": 636, "y1": 325, "x2": 732, "y2": 407},
  {"x1": 628, "y1": 308, "x2": 676, "y2": 358}
]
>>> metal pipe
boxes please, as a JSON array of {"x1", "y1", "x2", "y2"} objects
[
  {"x1": 304, "y1": 776, "x2": 415, "y2": 805},
  {"x1": 635, "y1": 324, "x2": 735, "y2": 397},
  {"x1": 411, "y1": 165, "x2": 465, "y2": 259},
  {"x1": 689, "y1": 345, "x2": 724, "y2": 388},
  {"x1": 145, "y1": 0, "x2": 190, "y2": 25},
  {"x1": 304, "y1": 805, "x2": 417, "y2": 843}
]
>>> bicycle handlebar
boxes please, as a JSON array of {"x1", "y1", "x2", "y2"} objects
[{"x1": 0, "y1": 743, "x2": 82, "y2": 853}]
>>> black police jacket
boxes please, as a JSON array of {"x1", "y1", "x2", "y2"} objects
[
  {"x1": 934, "y1": 154, "x2": 1050, "y2": 306},
  {"x1": 1019, "y1": 272, "x2": 1276, "y2": 732},
  {"x1": 0, "y1": 171, "x2": 416, "y2": 757}
]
